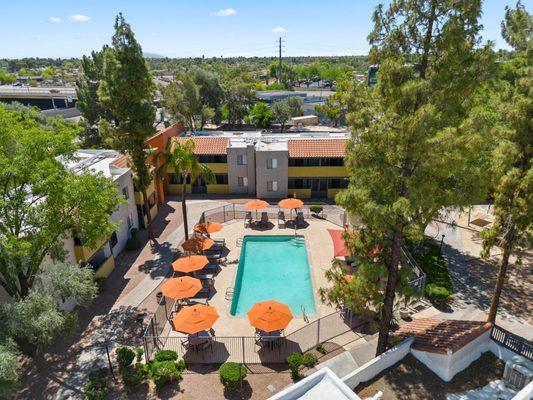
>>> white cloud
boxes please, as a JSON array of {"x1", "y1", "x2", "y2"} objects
[
  {"x1": 214, "y1": 8, "x2": 237, "y2": 17},
  {"x1": 271, "y1": 26, "x2": 287, "y2": 33},
  {"x1": 68, "y1": 14, "x2": 91, "y2": 23},
  {"x1": 48, "y1": 17, "x2": 62, "y2": 24}
]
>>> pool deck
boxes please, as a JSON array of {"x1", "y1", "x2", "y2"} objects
[{"x1": 170, "y1": 217, "x2": 342, "y2": 337}]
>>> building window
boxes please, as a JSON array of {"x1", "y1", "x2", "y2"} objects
[
  {"x1": 237, "y1": 177, "x2": 248, "y2": 187},
  {"x1": 110, "y1": 231, "x2": 118, "y2": 248},
  {"x1": 197, "y1": 155, "x2": 227, "y2": 163},
  {"x1": 267, "y1": 158, "x2": 278, "y2": 169},
  {"x1": 267, "y1": 181, "x2": 278, "y2": 191},
  {"x1": 169, "y1": 174, "x2": 190, "y2": 184},
  {"x1": 237, "y1": 154, "x2": 247, "y2": 165},
  {"x1": 215, "y1": 174, "x2": 228, "y2": 184},
  {"x1": 329, "y1": 178, "x2": 348, "y2": 189},
  {"x1": 122, "y1": 186, "x2": 129, "y2": 200},
  {"x1": 289, "y1": 178, "x2": 311, "y2": 189},
  {"x1": 288, "y1": 157, "x2": 344, "y2": 167}
]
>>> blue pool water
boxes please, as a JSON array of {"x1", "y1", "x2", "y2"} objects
[{"x1": 230, "y1": 235, "x2": 316, "y2": 316}]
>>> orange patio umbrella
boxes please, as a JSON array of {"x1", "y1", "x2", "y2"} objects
[
  {"x1": 244, "y1": 199, "x2": 269, "y2": 211},
  {"x1": 247, "y1": 300, "x2": 293, "y2": 333},
  {"x1": 194, "y1": 221, "x2": 223, "y2": 235},
  {"x1": 161, "y1": 276, "x2": 203, "y2": 300},
  {"x1": 182, "y1": 237, "x2": 214, "y2": 252},
  {"x1": 344, "y1": 274, "x2": 353, "y2": 283},
  {"x1": 172, "y1": 305, "x2": 219, "y2": 334},
  {"x1": 278, "y1": 198, "x2": 303, "y2": 209},
  {"x1": 172, "y1": 255, "x2": 209, "y2": 273}
]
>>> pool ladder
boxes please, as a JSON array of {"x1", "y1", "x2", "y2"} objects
[{"x1": 225, "y1": 287, "x2": 235, "y2": 301}]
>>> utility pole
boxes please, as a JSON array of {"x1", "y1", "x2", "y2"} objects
[{"x1": 277, "y1": 36, "x2": 282, "y2": 84}]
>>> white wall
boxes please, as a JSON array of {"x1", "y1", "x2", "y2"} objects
[
  {"x1": 410, "y1": 329, "x2": 492, "y2": 382},
  {"x1": 343, "y1": 338, "x2": 414, "y2": 389},
  {"x1": 512, "y1": 380, "x2": 533, "y2": 400}
]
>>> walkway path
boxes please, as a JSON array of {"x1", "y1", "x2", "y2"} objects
[
  {"x1": 53, "y1": 199, "x2": 228, "y2": 400},
  {"x1": 423, "y1": 209, "x2": 532, "y2": 339}
]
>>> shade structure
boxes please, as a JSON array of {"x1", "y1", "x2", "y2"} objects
[
  {"x1": 244, "y1": 199, "x2": 269, "y2": 211},
  {"x1": 194, "y1": 221, "x2": 223, "y2": 235},
  {"x1": 172, "y1": 305, "x2": 219, "y2": 334},
  {"x1": 278, "y1": 198, "x2": 304, "y2": 209},
  {"x1": 182, "y1": 237, "x2": 214, "y2": 252},
  {"x1": 172, "y1": 255, "x2": 209, "y2": 273},
  {"x1": 247, "y1": 300, "x2": 293, "y2": 333},
  {"x1": 161, "y1": 276, "x2": 202, "y2": 300},
  {"x1": 328, "y1": 229, "x2": 349, "y2": 257}
]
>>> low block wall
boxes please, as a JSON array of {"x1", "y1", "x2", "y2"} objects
[{"x1": 342, "y1": 338, "x2": 414, "y2": 389}]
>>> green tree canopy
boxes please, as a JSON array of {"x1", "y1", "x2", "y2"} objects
[
  {"x1": 0, "y1": 104, "x2": 122, "y2": 299},
  {"x1": 98, "y1": 13, "x2": 157, "y2": 238},
  {"x1": 334, "y1": 0, "x2": 494, "y2": 355},
  {"x1": 249, "y1": 102, "x2": 272, "y2": 128}
]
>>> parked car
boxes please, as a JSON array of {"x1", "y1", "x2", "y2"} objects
[
  {"x1": 12, "y1": 82, "x2": 23, "y2": 87},
  {"x1": 49, "y1": 89, "x2": 60, "y2": 93}
]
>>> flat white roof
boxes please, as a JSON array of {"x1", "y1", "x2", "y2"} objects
[
  {"x1": 255, "y1": 140, "x2": 288, "y2": 151},
  {"x1": 63, "y1": 150, "x2": 128, "y2": 180},
  {"x1": 268, "y1": 368, "x2": 361, "y2": 400}
]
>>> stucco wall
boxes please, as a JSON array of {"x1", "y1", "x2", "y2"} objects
[
  {"x1": 343, "y1": 338, "x2": 414, "y2": 389},
  {"x1": 410, "y1": 329, "x2": 492, "y2": 382},
  {"x1": 255, "y1": 149, "x2": 288, "y2": 198},
  {"x1": 109, "y1": 170, "x2": 139, "y2": 256},
  {"x1": 227, "y1": 145, "x2": 256, "y2": 195}
]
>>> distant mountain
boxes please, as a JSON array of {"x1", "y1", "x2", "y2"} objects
[{"x1": 144, "y1": 52, "x2": 166, "y2": 59}]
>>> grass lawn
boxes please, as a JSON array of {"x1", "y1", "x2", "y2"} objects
[{"x1": 405, "y1": 237, "x2": 453, "y2": 301}]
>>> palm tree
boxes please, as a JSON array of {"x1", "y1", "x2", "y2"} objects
[{"x1": 154, "y1": 138, "x2": 215, "y2": 240}]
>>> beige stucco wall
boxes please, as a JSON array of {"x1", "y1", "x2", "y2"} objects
[
  {"x1": 255, "y1": 149, "x2": 288, "y2": 198},
  {"x1": 227, "y1": 144, "x2": 256, "y2": 195}
]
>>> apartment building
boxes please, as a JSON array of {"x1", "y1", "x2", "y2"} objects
[
  {"x1": 62, "y1": 150, "x2": 139, "y2": 278},
  {"x1": 163, "y1": 131, "x2": 350, "y2": 199}
]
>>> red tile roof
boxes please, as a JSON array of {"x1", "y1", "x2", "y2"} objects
[
  {"x1": 394, "y1": 318, "x2": 492, "y2": 354},
  {"x1": 288, "y1": 139, "x2": 347, "y2": 158},
  {"x1": 111, "y1": 154, "x2": 128, "y2": 168},
  {"x1": 173, "y1": 137, "x2": 229, "y2": 155}
]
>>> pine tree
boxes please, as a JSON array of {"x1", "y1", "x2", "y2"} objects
[
  {"x1": 98, "y1": 13, "x2": 156, "y2": 239},
  {"x1": 338, "y1": 0, "x2": 493, "y2": 355},
  {"x1": 481, "y1": 1, "x2": 532, "y2": 324}
]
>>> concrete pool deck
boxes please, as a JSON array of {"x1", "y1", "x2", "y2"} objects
[{"x1": 169, "y1": 217, "x2": 342, "y2": 337}]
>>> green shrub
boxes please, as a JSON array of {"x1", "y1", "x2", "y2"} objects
[
  {"x1": 151, "y1": 361, "x2": 182, "y2": 389},
  {"x1": 175, "y1": 359, "x2": 187, "y2": 372},
  {"x1": 154, "y1": 349, "x2": 178, "y2": 362},
  {"x1": 287, "y1": 352, "x2": 317, "y2": 382},
  {"x1": 315, "y1": 343, "x2": 326, "y2": 354},
  {"x1": 116, "y1": 347, "x2": 135, "y2": 370},
  {"x1": 301, "y1": 353, "x2": 318, "y2": 368},
  {"x1": 309, "y1": 205, "x2": 323, "y2": 215},
  {"x1": 83, "y1": 369, "x2": 108, "y2": 400},
  {"x1": 135, "y1": 347, "x2": 144, "y2": 363},
  {"x1": 219, "y1": 362, "x2": 247, "y2": 391},
  {"x1": 427, "y1": 284, "x2": 451, "y2": 303},
  {"x1": 120, "y1": 364, "x2": 145, "y2": 391}
]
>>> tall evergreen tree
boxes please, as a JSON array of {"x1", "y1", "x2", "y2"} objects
[
  {"x1": 338, "y1": 0, "x2": 493, "y2": 355},
  {"x1": 98, "y1": 14, "x2": 157, "y2": 238},
  {"x1": 481, "y1": 1, "x2": 532, "y2": 324}
]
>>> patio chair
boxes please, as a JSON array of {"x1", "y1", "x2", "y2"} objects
[
  {"x1": 202, "y1": 263, "x2": 220, "y2": 273},
  {"x1": 244, "y1": 211, "x2": 252, "y2": 228},
  {"x1": 278, "y1": 211, "x2": 286, "y2": 228},
  {"x1": 296, "y1": 212, "x2": 305, "y2": 227},
  {"x1": 212, "y1": 238, "x2": 226, "y2": 247},
  {"x1": 185, "y1": 297, "x2": 210, "y2": 306},
  {"x1": 260, "y1": 212, "x2": 269, "y2": 227},
  {"x1": 195, "y1": 272, "x2": 215, "y2": 281}
]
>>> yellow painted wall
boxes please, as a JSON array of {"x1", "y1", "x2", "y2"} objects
[
  {"x1": 288, "y1": 189, "x2": 312, "y2": 199},
  {"x1": 327, "y1": 188, "x2": 343, "y2": 199},
  {"x1": 207, "y1": 184, "x2": 229, "y2": 194},
  {"x1": 167, "y1": 184, "x2": 192, "y2": 194},
  {"x1": 288, "y1": 166, "x2": 348, "y2": 178},
  {"x1": 134, "y1": 181, "x2": 156, "y2": 205},
  {"x1": 74, "y1": 236, "x2": 108, "y2": 262},
  {"x1": 94, "y1": 256, "x2": 115, "y2": 279},
  {"x1": 165, "y1": 163, "x2": 228, "y2": 174},
  {"x1": 143, "y1": 204, "x2": 159, "y2": 226}
]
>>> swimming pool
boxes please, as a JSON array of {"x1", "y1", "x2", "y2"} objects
[{"x1": 230, "y1": 235, "x2": 316, "y2": 317}]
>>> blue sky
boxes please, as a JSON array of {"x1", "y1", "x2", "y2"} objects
[{"x1": 1, "y1": 0, "x2": 531, "y2": 58}]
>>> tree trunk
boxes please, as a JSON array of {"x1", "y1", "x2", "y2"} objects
[
  {"x1": 280, "y1": 122, "x2": 285, "y2": 133},
  {"x1": 140, "y1": 184, "x2": 154, "y2": 240},
  {"x1": 181, "y1": 178, "x2": 189, "y2": 241},
  {"x1": 419, "y1": 0, "x2": 437, "y2": 79},
  {"x1": 487, "y1": 230, "x2": 514, "y2": 324},
  {"x1": 376, "y1": 230, "x2": 402, "y2": 355}
]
